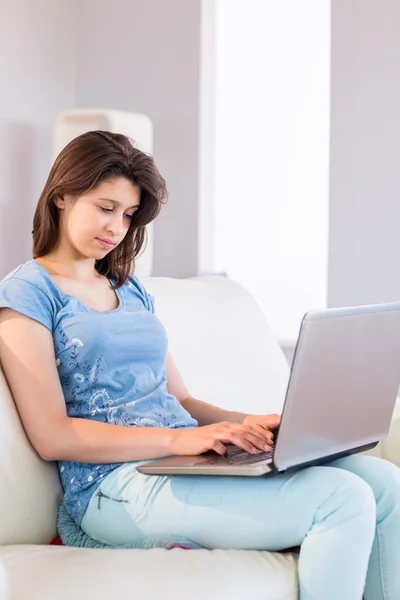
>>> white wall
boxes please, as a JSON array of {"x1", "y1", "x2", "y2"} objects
[
  {"x1": 0, "y1": 0, "x2": 77, "y2": 276},
  {"x1": 215, "y1": 0, "x2": 330, "y2": 345},
  {"x1": 75, "y1": 0, "x2": 215, "y2": 278},
  {"x1": 329, "y1": 0, "x2": 400, "y2": 307}
]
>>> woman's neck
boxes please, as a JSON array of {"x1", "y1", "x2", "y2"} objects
[{"x1": 36, "y1": 255, "x2": 101, "y2": 283}]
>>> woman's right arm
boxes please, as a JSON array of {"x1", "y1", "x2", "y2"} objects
[{"x1": 0, "y1": 309, "x2": 272, "y2": 462}]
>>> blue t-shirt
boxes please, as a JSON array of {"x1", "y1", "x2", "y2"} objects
[{"x1": 0, "y1": 260, "x2": 198, "y2": 525}]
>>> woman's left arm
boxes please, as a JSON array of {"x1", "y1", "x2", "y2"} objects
[{"x1": 166, "y1": 351, "x2": 280, "y2": 433}]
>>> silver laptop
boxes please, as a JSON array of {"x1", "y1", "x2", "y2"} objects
[{"x1": 138, "y1": 301, "x2": 400, "y2": 477}]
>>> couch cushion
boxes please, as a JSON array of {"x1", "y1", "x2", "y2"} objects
[{"x1": 0, "y1": 545, "x2": 298, "y2": 600}]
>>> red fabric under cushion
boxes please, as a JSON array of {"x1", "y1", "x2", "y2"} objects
[
  {"x1": 49, "y1": 537, "x2": 298, "y2": 552},
  {"x1": 50, "y1": 537, "x2": 64, "y2": 545}
]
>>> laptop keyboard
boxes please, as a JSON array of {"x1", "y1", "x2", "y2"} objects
[{"x1": 212, "y1": 446, "x2": 273, "y2": 466}]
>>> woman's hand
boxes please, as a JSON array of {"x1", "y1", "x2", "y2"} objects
[
  {"x1": 170, "y1": 421, "x2": 274, "y2": 457},
  {"x1": 243, "y1": 413, "x2": 281, "y2": 443}
]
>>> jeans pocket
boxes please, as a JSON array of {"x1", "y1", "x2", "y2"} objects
[{"x1": 95, "y1": 489, "x2": 130, "y2": 510}]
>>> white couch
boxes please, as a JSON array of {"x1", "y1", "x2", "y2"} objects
[{"x1": 1, "y1": 275, "x2": 400, "y2": 600}]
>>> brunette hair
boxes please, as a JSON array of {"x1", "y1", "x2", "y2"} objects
[{"x1": 32, "y1": 130, "x2": 167, "y2": 287}]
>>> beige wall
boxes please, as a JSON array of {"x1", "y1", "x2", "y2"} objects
[
  {"x1": 0, "y1": 0, "x2": 215, "y2": 279},
  {"x1": 75, "y1": 0, "x2": 215, "y2": 278},
  {"x1": 329, "y1": 0, "x2": 400, "y2": 307},
  {"x1": 0, "y1": 0, "x2": 77, "y2": 275}
]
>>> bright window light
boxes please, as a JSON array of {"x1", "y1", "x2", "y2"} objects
[{"x1": 215, "y1": 0, "x2": 330, "y2": 346}]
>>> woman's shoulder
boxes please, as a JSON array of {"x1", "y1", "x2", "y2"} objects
[
  {"x1": 1, "y1": 259, "x2": 53, "y2": 295},
  {"x1": 0, "y1": 259, "x2": 65, "y2": 310},
  {"x1": 0, "y1": 260, "x2": 57, "y2": 330},
  {"x1": 123, "y1": 273, "x2": 155, "y2": 313}
]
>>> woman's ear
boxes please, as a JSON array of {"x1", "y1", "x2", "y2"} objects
[{"x1": 54, "y1": 195, "x2": 65, "y2": 209}]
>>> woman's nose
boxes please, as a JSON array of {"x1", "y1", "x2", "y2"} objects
[{"x1": 106, "y1": 214, "x2": 124, "y2": 236}]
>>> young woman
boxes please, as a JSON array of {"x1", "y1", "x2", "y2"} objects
[{"x1": 0, "y1": 130, "x2": 399, "y2": 600}]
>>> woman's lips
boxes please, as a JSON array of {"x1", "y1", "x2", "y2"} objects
[{"x1": 97, "y1": 238, "x2": 116, "y2": 250}]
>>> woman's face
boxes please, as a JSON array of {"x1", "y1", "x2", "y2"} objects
[{"x1": 55, "y1": 177, "x2": 141, "y2": 259}]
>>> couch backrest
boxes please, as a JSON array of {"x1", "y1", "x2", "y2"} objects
[
  {"x1": 143, "y1": 276, "x2": 290, "y2": 415},
  {"x1": 0, "y1": 275, "x2": 289, "y2": 546}
]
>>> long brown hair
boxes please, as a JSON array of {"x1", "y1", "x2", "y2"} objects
[{"x1": 32, "y1": 130, "x2": 167, "y2": 288}]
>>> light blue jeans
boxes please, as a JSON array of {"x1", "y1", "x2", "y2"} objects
[{"x1": 81, "y1": 454, "x2": 400, "y2": 600}]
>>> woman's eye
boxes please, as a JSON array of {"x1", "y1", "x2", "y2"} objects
[
  {"x1": 125, "y1": 214, "x2": 134, "y2": 220},
  {"x1": 100, "y1": 207, "x2": 113, "y2": 213}
]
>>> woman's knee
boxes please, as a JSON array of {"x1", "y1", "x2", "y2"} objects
[
  {"x1": 335, "y1": 455, "x2": 400, "y2": 520},
  {"x1": 302, "y1": 466, "x2": 376, "y2": 526},
  {"x1": 332, "y1": 455, "x2": 400, "y2": 496}
]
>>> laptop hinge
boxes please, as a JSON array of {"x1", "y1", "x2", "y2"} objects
[{"x1": 279, "y1": 441, "x2": 379, "y2": 473}]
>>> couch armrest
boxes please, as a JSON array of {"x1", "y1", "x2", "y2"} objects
[
  {"x1": 361, "y1": 398, "x2": 400, "y2": 465},
  {"x1": 381, "y1": 399, "x2": 400, "y2": 467}
]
